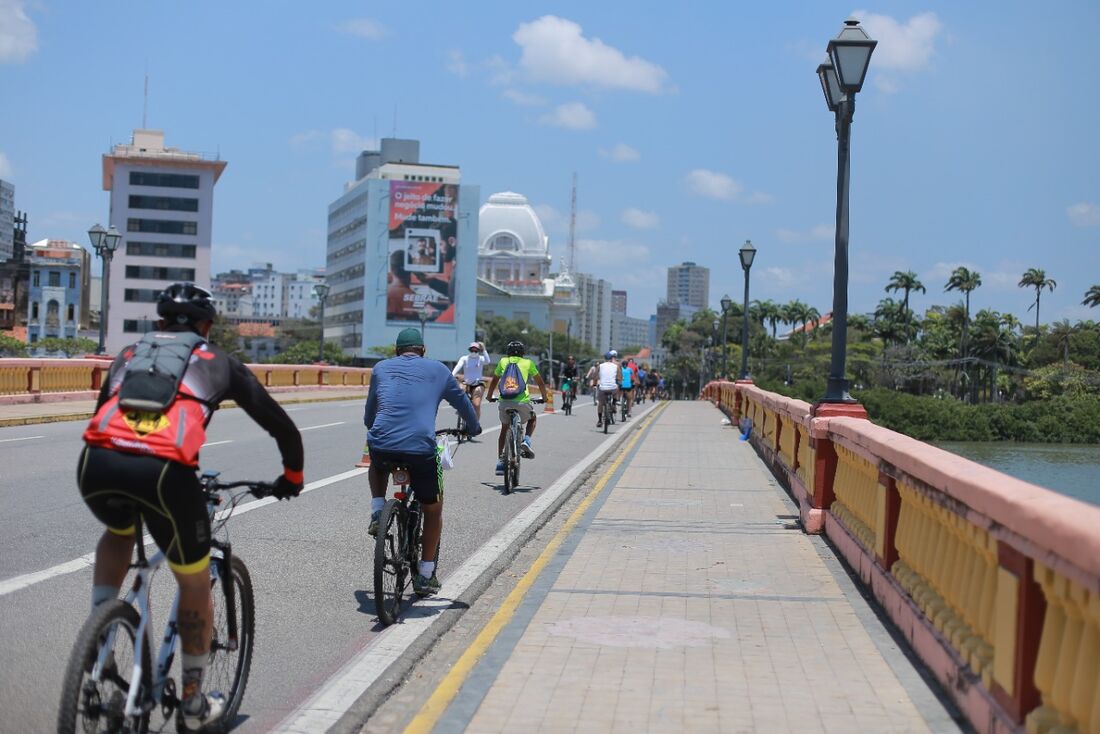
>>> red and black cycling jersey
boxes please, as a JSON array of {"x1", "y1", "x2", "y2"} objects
[{"x1": 84, "y1": 336, "x2": 304, "y2": 475}]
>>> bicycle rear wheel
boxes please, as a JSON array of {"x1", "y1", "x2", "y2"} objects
[
  {"x1": 204, "y1": 554, "x2": 255, "y2": 731},
  {"x1": 374, "y1": 499, "x2": 408, "y2": 626},
  {"x1": 58, "y1": 599, "x2": 150, "y2": 734}
]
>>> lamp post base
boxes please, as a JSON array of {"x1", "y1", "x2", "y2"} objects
[{"x1": 811, "y1": 400, "x2": 867, "y2": 420}]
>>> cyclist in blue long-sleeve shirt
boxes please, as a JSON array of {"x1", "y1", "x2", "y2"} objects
[{"x1": 363, "y1": 327, "x2": 481, "y2": 596}]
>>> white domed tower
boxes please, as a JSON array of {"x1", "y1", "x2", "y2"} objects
[{"x1": 478, "y1": 192, "x2": 551, "y2": 289}]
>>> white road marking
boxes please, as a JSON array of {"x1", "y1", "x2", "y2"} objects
[
  {"x1": 0, "y1": 435, "x2": 44, "y2": 443},
  {"x1": 201, "y1": 440, "x2": 234, "y2": 447},
  {"x1": 0, "y1": 468, "x2": 367, "y2": 598},
  {"x1": 272, "y1": 402, "x2": 658, "y2": 734},
  {"x1": 300, "y1": 421, "x2": 346, "y2": 431}
]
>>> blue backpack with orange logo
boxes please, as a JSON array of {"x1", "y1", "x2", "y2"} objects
[{"x1": 498, "y1": 359, "x2": 526, "y2": 400}]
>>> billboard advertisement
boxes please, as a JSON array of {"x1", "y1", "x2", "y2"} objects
[{"x1": 386, "y1": 181, "x2": 458, "y2": 324}]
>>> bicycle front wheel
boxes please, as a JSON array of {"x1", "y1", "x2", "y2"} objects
[
  {"x1": 58, "y1": 599, "x2": 151, "y2": 734},
  {"x1": 374, "y1": 499, "x2": 408, "y2": 626},
  {"x1": 205, "y1": 554, "x2": 255, "y2": 731}
]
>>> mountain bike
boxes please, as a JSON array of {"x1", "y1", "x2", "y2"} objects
[
  {"x1": 598, "y1": 390, "x2": 617, "y2": 434},
  {"x1": 57, "y1": 473, "x2": 284, "y2": 734},
  {"x1": 560, "y1": 379, "x2": 574, "y2": 416},
  {"x1": 487, "y1": 398, "x2": 544, "y2": 494},
  {"x1": 621, "y1": 389, "x2": 631, "y2": 422},
  {"x1": 455, "y1": 383, "x2": 483, "y2": 443},
  {"x1": 373, "y1": 428, "x2": 465, "y2": 626}
]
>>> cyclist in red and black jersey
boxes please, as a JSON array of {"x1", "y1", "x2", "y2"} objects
[{"x1": 79, "y1": 283, "x2": 304, "y2": 731}]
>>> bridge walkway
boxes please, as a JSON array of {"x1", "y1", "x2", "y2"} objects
[{"x1": 399, "y1": 401, "x2": 965, "y2": 733}]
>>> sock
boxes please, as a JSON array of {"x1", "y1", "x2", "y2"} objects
[
  {"x1": 180, "y1": 652, "x2": 207, "y2": 713},
  {"x1": 419, "y1": 560, "x2": 436, "y2": 578},
  {"x1": 371, "y1": 497, "x2": 385, "y2": 513},
  {"x1": 91, "y1": 584, "x2": 118, "y2": 612}
]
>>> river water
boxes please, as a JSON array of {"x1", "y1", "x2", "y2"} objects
[{"x1": 938, "y1": 442, "x2": 1100, "y2": 508}]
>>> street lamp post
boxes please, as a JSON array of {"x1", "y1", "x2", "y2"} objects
[
  {"x1": 313, "y1": 282, "x2": 330, "y2": 363},
  {"x1": 817, "y1": 18, "x2": 876, "y2": 403},
  {"x1": 720, "y1": 294, "x2": 732, "y2": 379},
  {"x1": 711, "y1": 318, "x2": 719, "y2": 382},
  {"x1": 738, "y1": 240, "x2": 756, "y2": 380},
  {"x1": 88, "y1": 223, "x2": 122, "y2": 355}
]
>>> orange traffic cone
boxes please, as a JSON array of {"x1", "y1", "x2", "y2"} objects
[
  {"x1": 545, "y1": 392, "x2": 556, "y2": 414},
  {"x1": 355, "y1": 441, "x2": 371, "y2": 468}
]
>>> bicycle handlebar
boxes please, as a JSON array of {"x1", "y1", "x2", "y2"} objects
[
  {"x1": 204, "y1": 479, "x2": 279, "y2": 499},
  {"x1": 487, "y1": 397, "x2": 547, "y2": 404}
]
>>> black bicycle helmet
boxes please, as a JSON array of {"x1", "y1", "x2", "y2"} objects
[
  {"x1": 506, "y1": 340, "x2": 525, "y2": 357},
  {"x1": 156, "y1": 282, "x2": 217, "y2": 325}
]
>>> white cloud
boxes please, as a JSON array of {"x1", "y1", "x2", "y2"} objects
[
  {"x1": 576, "y1": 209, "x2": 600, "y2": 232},
  {"x1": 446, "y1": 49, "x2": 469, "y2": 77},
  {"x1": 745, "y1": 191, "x2": 775, "y2": 205},
  {"x1": 0, "y1": 0, "x2": 36, "y2": 63},
  {"x1": 874, "y1": 75, "x2": 901, "y2": 94},
  {"x1": 502, "y1": 88, "x2": 547, "y2": 107},
  {"x1": 289, "y1": 130, "x2": 323, "y2": 145},
  {"x1": 762, "y1": 266, "x2": 799, "y2": 288},
  {"x1": 1067, "y1": 202, "x2": 1100, "y2": 227},
  {"x1": 338, "y1": 17, "x2": 388, "y2": 41},
  {"x1": 289, "y1": 129, "x2": 377, "y2": 157},
  {"x1": 853, "y1": 11, "x2": 943, "y2": 71},
  {"x1": 533, "y1": 204, "x2": 599, "y2": 233},
  {"x1": 0, "y1": 150, "x2": 12, "y2": 178},
  {"x1": 575, "y1": 238, "x2": 651, "y2": 269},
  {"x1": 533, "y1": 203, "x2": 563, "y2": 231},
  {"x1": 621, "y1": 208, "x2": 659, "y2": 230},
  {"x1": 599, "y1": 143, "x2": 640, "y2": 162},
  {"x1": 513, "y1": 16, "x2": 668, "y2": 93},
  {"x1": 776, "y1": 224, "x2": 834, "y2": 244},
  {"x1": 685, "y1": 169, "x2": 743, "y2": 201},
  {"x1": 539, "y1": 101, "x2": 597, "y2": 130}
]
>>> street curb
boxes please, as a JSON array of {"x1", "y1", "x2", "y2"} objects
[
  {"x1": 318, "y1": 402, "x2": 665, "y2": 734},
  {"x1": 0, "y1": 392, "x2": 369, "y2": 428}
]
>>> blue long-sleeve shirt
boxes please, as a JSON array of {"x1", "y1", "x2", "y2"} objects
[{"x1": 364, "y1": 354, "x2": 481, "y2": 455}]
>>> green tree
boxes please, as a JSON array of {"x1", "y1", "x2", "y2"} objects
[
  {"x1": 34, "y1": 337, "x2": 95, "y2": 357},
  {"x1": 1018, "y1": 267, "x2": 1057, "y2": 346},
  {"x1": 755, "y1": 299, "x2": 783, "y2": 339},
  {"x1": 1083, "y1": 284, "x2": 1100, "y2": 308},
  {"x1": 945, "y1": 266, "x2": 982, "y2": 359},
  {"x1": 0, "y1": 333, "x2": 28, "y2": 357},
  {"x1": 885, "y1": 270, "x2": 926, "y2": 339},
  {"x1": 266, "y1": 340, "x2": 351, "y2": 365},
  {"x1": 1049, "y1": 319, "x2": 1074, "y2": 367},
  {"x1": 207, "y1": 316, "x2": 247, "y2": 361}
]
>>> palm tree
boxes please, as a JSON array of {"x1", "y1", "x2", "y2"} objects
[
  {"x1": 1083, "y1": 285, "x2": 1100, "y2": 308},
  {"x1": 1050, "y1": 319, "x2": 1074, "y2": 367},
  {"x1": 873, "y1": 298, "x2": 906, "y2": 346},
  {"x1": 783, "y1": 300, "x2": 809, "y2": 339},
  {"x1": 885, "y1": 270, "x2": 926, "y2": 338},
  {"x1": 1018, "y1": 268, "x2": 1057, "y2": 345},
  {"x1": 945, "y1": 267, "x2": 982, "y2": 359},
  {"x1": 755, "y1": 299, "x2": 782, "y2": 339}
]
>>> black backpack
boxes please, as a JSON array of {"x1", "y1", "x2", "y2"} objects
[{"x1": 117, "y1": 331, "x2": 206, "y2": 412}]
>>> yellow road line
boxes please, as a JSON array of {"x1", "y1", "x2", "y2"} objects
[{"x1": 403, "y1": 402, "x2": 668, "y2": 734}]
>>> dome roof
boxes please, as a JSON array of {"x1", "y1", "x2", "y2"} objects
[{"x1": 479, "y1": 191, "x2": 549, "y2": 256}]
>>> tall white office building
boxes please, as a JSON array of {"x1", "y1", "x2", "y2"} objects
[
  {"x1": 101, "y1": 129, "x2": 226, "y2": 352},
  {"x1": 575, "y1": 272, "x2": 612, "y2": 351},
  {"x1": 0, "y1": 179, "x2": 14, "y2": 261}
]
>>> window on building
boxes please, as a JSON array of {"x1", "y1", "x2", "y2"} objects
[
  {"x1": 124, "y1": 288, "x2": 162, "y2": 302},
  {"x1": 123, "y1": 320, "x2": 155, "y2": 333},
  {"x1": 68, "y1": 272, "x2": 76, "y2": 289},
  {"x1": 128, "y1": 195, "x2": 200, "y2": 212},
  {"x1": 67, "y1": 303, "x2": 75, "y2": 321},
  {"x1": 32, "y1": 271, "x2": 39, "y2": 287},
  {"x1": 48, "y1": 271, "x2": 61, "y2": 287},
  {"x1": 31, "y1": 301, "x2": 38, "y2": 318},
  {"x1": 129, "y1": 171, "x2": 200, "y2": 189},
  {"x1": 127, "y1": 218, "x2": 197, "y2": 235},
  {"x1": 125, "y1": 266, "x2": 196, "y2": 281},
  {"x1": 126, "y1": 241, "x2": 198, "y2": 258},
  {"x1": 46, "y1": 300, "x2": 60, "y2": 328},
  {"x1": 490, "y1": 235, "x2": 517, "y2": 252}
]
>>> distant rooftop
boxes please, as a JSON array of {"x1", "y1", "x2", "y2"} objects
[{"x1": 103, "y1": 129, "x2": 227, "y2": 189}]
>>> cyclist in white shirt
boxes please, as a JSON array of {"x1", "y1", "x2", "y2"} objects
[
  {"x1": 452, "y1": 342, "x2": 493, "y2": 420},
  {"x1": 595, "y1": 351, "x2": 623, "y2": 429}
]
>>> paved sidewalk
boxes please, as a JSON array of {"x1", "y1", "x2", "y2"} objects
[
  {"x1": 414, "y1": 401, "x2": 963, "y2": 733},
  {"x1": 0, "y1": 388, "x2": 369, "y2": 426}
]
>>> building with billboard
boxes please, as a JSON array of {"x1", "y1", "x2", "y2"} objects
[
  {"x1": 101, "y1": 129, "x2": 226, "y2": 351},
  {"x1": 475, "y1": 191, "x2": 581, "y2": 338},
  {"x1": 324, "y1": 138, "x2": 479, "y2": 360}
]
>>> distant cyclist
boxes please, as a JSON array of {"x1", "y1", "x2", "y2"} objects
[
  {"x1": 560, "y1": 355, "x2": 579, "y2": 402},
  {"x1": 620, "y1": 358, "x2": 636, "y2": 418},
  {"x1": 451, "y1": 341, "x2": 492, "y2": 420},
  {"x1": 79, "y1": 283, "x2": 304, "y2": 731},
  {"x1": 595, "y1": 351, "x2": 623, "y2": 429},
  {"x1": 365, "y1": 328, "x2": 481, "y2": 596},
  {"x1": 486, "y1": 340, "x2": 549, "y2": 474}
]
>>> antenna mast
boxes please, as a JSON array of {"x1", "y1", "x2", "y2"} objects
[
  {"x1": 142, "y1": 74, "x2": 149, "y2": 128},
  {"x1": 568, "y1": 172, "x2": 578, "y2": 273}
]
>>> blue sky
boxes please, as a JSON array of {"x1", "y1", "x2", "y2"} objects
[{"x1": 1, "y1": 1, "x2": 1097, "y2": 324}]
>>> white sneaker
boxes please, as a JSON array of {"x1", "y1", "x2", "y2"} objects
[{"x1": 179, "y1": 692, "x2": 227, "y2": 732}]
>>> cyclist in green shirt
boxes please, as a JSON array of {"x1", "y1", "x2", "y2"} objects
[{"x1": 485, "y1": 340, "x2": 550, "y2": 475}]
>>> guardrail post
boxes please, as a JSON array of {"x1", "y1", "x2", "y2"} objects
[
  {"x1": 810, "y1": 434, "x2": 837, "y2": 513},
  {"x1": 991, "y1": 542, "x2": 1045, "y2": 724},
  {"x1": 292, "y1": 370, "x2": 300, "y2": 386},
  {"x1": 875, "y1": 471, "x2": 900, "y2": 570},
  {"x1": 28, "y1": 365, "x2": 41, "y2": 394}
]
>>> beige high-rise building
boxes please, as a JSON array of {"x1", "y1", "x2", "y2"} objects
[{"x1": 666, "y1": 261, "x2": 709, "y2": 310}]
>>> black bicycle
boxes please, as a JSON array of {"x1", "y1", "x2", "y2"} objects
[
  {"x1": 58, "y1": 474, "x2": 284, "y2": 734},
  {"x1": 373, "y1": 429, "x2": 464, "y2": 626},
  {"x1": 488, "y1": 398, "x2": 544, "y2": 494},
  {"x1": 560, "y1": 379, "x2": 575, "y2": 416},
  {"x1": 599, "y1": 391, "x2": 617, "y2": 434}
]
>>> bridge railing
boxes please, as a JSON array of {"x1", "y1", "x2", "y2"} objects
[
  {"x1": 0, "y1": 358, "x2": 371, "y2": 399},
  {"x1": 702, "y1": 380, "x2": 1100, "y2": 734}
]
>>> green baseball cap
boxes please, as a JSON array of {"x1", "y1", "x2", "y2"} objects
[{"x1": 395, "y1": 327, "x2": 424, "y2": 348}]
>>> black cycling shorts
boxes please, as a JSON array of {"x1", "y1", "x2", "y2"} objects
[
  {"x1": 369, "y1": 449, "x2": 443, "y2": 504},
  {"x1": 78, "y1": 446, "x2": 211, "y2": 574}
]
